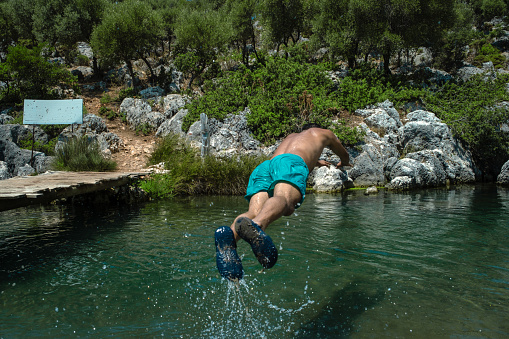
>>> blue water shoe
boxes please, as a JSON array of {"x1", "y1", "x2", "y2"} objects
[{"x1": 215, "y1": 226, "x2": 243, "y2": 281}]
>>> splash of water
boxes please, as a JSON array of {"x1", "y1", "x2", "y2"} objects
[{"x1": 201, "y1": 278, "x2": 315, "y2": 338}]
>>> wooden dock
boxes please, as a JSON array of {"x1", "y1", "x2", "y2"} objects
[{"x1": 0, "y1": 171, "x2": 150, "y2": 212}]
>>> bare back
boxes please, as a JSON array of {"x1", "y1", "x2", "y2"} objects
[{"x1": 272, "y1": 128, "x2": 350, "y2": 170}]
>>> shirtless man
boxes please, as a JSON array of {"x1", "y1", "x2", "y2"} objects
[{"x1": 215, "y1": 124, "x2": 352, "y2": 280}]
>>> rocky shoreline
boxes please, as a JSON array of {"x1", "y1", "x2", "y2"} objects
[{"x1": 2, "y1": 91, "x2": 509, "y2": 191}]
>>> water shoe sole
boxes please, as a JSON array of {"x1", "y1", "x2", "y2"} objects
[{"x1": 235, "y1": 217, "x2": 278, "y2": 269}]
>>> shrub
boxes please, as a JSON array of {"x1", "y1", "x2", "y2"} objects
[
  {"x1": 424, "y1": 74, "x2": 509, "y2": 174},
  {"x1": 19, "y1": 135, "x2": 58, "y2": 156},
  {"x1": 98, "y1": 106, "x2": 118, "y2": 120},
  {"x1": 52, "y1": 135, "x2": 117, "y2": 172},
  {"x1": 76, "y1": 54, "x2": 90, "y2": 67},
  {"x1": 143, "y1": 133, "x2": 266, "y2": 197}
]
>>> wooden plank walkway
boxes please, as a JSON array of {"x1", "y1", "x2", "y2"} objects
[{"x1": 0, "y1": 171, "x2": 150, "y2": 212}]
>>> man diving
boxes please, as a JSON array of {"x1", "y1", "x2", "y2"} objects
[{"x1": 215, "y1": 124, "x2": 353, "y2": 280}]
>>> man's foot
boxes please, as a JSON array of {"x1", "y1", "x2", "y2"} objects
[
  {"x1": 235, "y1": 217, "x2": 278, "y2": 269},
  {"x1": 215, "y1": 226, "x2": 243, "y2": 281}
]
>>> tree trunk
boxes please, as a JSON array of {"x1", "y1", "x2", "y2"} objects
[
  {"x1": 383, "y1": 49, "x2": 391, "y2": 74},
  {"x1": 125, "y1": 59, "x2": 136, "y2": 88}
]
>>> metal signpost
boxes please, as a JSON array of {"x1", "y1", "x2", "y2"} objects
[
  {"x1": 23, "y1": 99, "x2": 83, "y2": 166},
  {"x1": 200, "y1": 112, "x2": 210, "y2": 157}
]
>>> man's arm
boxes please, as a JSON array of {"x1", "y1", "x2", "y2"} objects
[{"x1": 324, "y1": 130, "x2": 353, "y2": 167}]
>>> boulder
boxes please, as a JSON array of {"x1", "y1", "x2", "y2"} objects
[
  {"x1": 56, "y1": 114, "x2": 123, "y2": 153},
  {"x1": 309, "y1": 166, "x2": 351, "y2": 192},
  {"x1": 17, "y1": 164, "x2": 35, "y2": 177},
  {"x1": 0, "y1": 161, "x2": 10, "y2": 180},
  {"x1": 208, "y1": 108, "x2": 260, "y2": 155},
  {"x1": 497, "y1": 160, "x2": 509, "y2": 185},
  {"x1": 163, "y1": 94, "x2": 190, "y2": 119},
  {"x1": 156, "y1": 109, "x2": 188, "y2": 137},
  {"x1": 385, "y1": 110, "x2": 478, "y2": 190},
  {"x1": 355, "y1": 100, "x2": 402, "y2": 135},
  {"x1": 0, "y1": 113, "x2": 14, "y2": 124},
  {"x1": 0, "y1": 124, "x2": 49, "y2": 145},
  {"x1": 120, "y1": 98, "x2": 165, "y2": 131},
  {"x1": 0, "y1": 139, "x2": 42, "y2": 177},
  {"x1": 140, "y1": 86, "x2": 165, "y2": 99}
]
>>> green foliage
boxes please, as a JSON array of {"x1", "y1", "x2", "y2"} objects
[
  {"x1": 90, "y1": 0, "x2": 164, "y2": 84},
  {"x1": 185, "y1": 57, "x2": 338, "y2": 144},
  {"x1": 76, "y1": 54, "x2": 90, "y2": 66},
  {"x1": 135, "y1": 123, "x2": 154, "y2": 136},
  {"x1": 18, "y1": 135, "x2": 58, "y2": 156},
  {"x1": 98, "y1": 106, "x2": 118, "y2": 120},
  {"x1": 0, "y1": 43, "x2": 77, "y2": 104},
  {"x1": 473, "y1": 42, "x2": 506, "y2": 68},
  {"x1": 52, "y1": 135, "x2": 117, "y2": 172},
  {"x1": 116, "y1": 88, "x2": 138, "y2": 102},
  {"x1": 425, "y1": 74, "x2": 509, "y2": 173},
  {"x1": 184, "y1": 58, "x2": 429, "y2": 145},
  {"x1": 173, "y1": 4, "x2": 231, "y2": 87},
  {"x1": 331, "y1": 119, "x2": 366, "y2": 147},
  {"x1": 144, "y1": 133, "x2": 266, "y2": 197}
]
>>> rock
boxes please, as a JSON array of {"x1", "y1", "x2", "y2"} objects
[
  {"x1": 456, "y1": 66, "x2": 485, "y2": 82},
  {"x1": 0, "y1": 161, "x2": 10, "y2": 180},
  {"x1": 309, "y1": 166, "x2": 350, "y2": 192},
  {"x1": 364, "y1": 186, "x2": 378, "y2": 195},
  {"x1": 386, "y1": 176, "x2": 416, "y2": 190},
  {"x1": 0, "y1": 113, "x2": 14, "y2": 124},
  {"x1": 163, "y1": 94, "x2": 190, "y2": 119},
  {"x1": 17, "y1": 164, "x2": 35, "y2": 176},
  {"x1": 354, "y1": 100, "x2": 402, "y2": 135},
  {"x1": 77, "y1": 41, "x2": 94, "y2": 59},
  {"x1": 153, "y1": 65, "x2": 184, "y2": 93},
  {"x1": 120, "y1": 98, "x2": 165, "y2": 131},
  {"x1": 207, "y1": 108, "x2": 261, "y2": 155},
  {"x1": 397, "y1": 110, "x2": 478, "y2": 184},
  {"x1": 0, "y1": 124, "x2": 49, "y2": 145},
  {"x1": 56, "y1": 114, "x2": 123, "y2": 153},
  {"x1": 497, "y1": 160, "x2": 509, "y2": 185},
  {"x1": 156, "y1": 109, "x2": 188, "y2": 137},
  {"x1": 140, "y1": 86, "x2": 165, "y2": 99},
  {"x1": 0, "y1": 139, "x2": 41, "y2": 177}
]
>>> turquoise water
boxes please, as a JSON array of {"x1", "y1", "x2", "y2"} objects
[{"x1": 0, "y1": 185, "x2": 508, "y2": 338}]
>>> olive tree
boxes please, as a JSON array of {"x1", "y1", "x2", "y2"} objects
[
  {"x1": 224, "y1": 0, "x2": 260, "y2": 66},
  {"x1": 173, "y1": 5, "x2": 231, "y2": 88},
  {"x1": 90, "y1": 0, "x2": 164, "y2": 85}
]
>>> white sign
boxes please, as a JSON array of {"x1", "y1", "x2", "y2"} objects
[{"x1": 23, "y1": 99, "x2": 83, "y2": 125}]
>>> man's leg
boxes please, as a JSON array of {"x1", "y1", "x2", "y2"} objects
[
  {"x1": 252, "y1": 182, "x2": 302, "y2": 229},
  {"x1": 234, "y1": 183, "x2": 302, "y2": 269},
  {"x1": 230, "y1": 191, "x2": 269, "y2": 240}
]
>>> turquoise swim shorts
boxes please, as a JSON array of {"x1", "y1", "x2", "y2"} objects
[{"x1": 245, "y1": 153, "x2": 309, "y2": 207}]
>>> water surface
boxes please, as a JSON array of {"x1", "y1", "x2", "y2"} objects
[{"x1": 0, "y1": 185, "x2": 508, "y2": 337}]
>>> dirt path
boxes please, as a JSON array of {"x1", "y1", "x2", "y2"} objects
[{"x1": 82, "y1": 87, "x2": 157, "y2": 172}]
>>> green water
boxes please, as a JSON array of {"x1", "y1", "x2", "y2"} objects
[{"x1": 0, "y1": 185, "x2": 508, "y2": 338}]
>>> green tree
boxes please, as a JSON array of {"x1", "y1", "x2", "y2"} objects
[
  {"x1": 432, "y1": 2, "x2": 476, "y2": 71},
  {"x1": 259, "y1": 0, "x2": 305, "y2": 52},
  {"x1": 225, "y1": 0, "x2": 260, "y2": 66},
  {"x1": 173, "y1": 4, "x2": 231, "y2": 88},
  {"x1": 468, "y1": 0, "x2": 508, "y2": 27},
  {"x1": 90, "y1": 0, "x2": 164, "y2": 85},
  {"x1": 0, "y1": 43, "x2": 77, "y2": 103},
  {"x1": 312, "y1": 0, "x2": 455, "y2": 73},
  {"x1": 2, "y1": 0, "x2": 36, "y2": 44}
]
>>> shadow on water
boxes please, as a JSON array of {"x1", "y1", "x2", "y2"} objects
[
  {"x1": 296, "y1": 280, "x2": 385, "y2": 338},
  {"x1": 0, "y1": 203, "x2": 142, "y2": 281}
]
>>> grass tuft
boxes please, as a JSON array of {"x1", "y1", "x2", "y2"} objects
[{"x1": 52, "y1": 136, "x2": 117, "y2": 172}]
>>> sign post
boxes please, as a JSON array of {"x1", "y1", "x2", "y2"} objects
[{"x1": 23, "y1": 99, "x2": 83, "y2": 166}]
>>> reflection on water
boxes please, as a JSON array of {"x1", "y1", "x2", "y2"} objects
[{"x1": 0, "y1": 185, "x2": 508, "y2": 337}]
